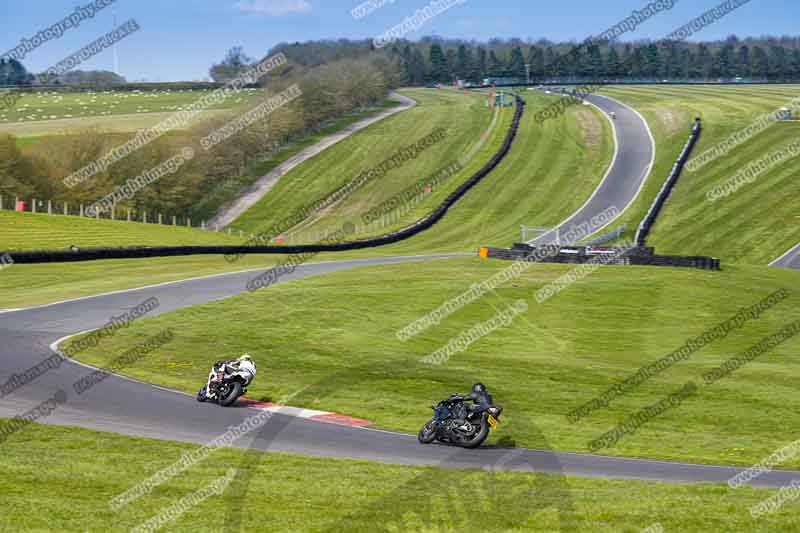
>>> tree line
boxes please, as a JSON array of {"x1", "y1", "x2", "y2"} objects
[{"x1": 271, "y1": 36, "x2": 800, "y2": 84}]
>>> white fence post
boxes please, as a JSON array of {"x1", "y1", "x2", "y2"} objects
[
  {"x1": 80, "y1": 204, "x2": 84, "y2": 217},
  {"x1": 47, "y1": 200, "x2": 52, "y2": 215},
  {"x1": 63, "y1": 202, "x2": 68, "y2": 216},
  {"x1": 32, "y1": 200, "x2": 37, "y2": 214}
]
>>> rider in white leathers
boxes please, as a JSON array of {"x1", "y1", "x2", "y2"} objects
[{"x1": 205, "y1": 354, "x2": 256, "y2": 399}]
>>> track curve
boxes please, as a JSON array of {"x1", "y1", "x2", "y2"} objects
[
  {"x1": 528, "y1": 92, "x2": 655, "y2": 245},
  {"x1": 2, "y1": 253, "x2": 799, "y2": 487},
  {"x1": 770, "y1": 241, "x2": 800, "y2": 269},
  {"x1": 3, "y1": 90, "x2": 798, "y2": 488}
]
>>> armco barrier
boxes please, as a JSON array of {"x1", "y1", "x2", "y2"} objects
[
  {"x1": 482, "y1": 245, "x2": 720, "y2": 271},
  {"x1": 635, "y1": 118, "x2": 702, "y2": 246},
  {"x1": 3, "y1": 95, "x2": 526, "y2": 265}
]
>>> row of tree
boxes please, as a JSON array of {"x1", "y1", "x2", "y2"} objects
[
  {"x1": 1, "y1": 53, "x2": 402, "y2": 220},
  {"x1": 0, "y1": 58, "x2": 126, "y2": 87},
  {"x1": 271, "y1": 36, "x2": 800, "y2": 84},
  {"x1": 402, "y1": 40, "x2": 800, "y2": 82}
]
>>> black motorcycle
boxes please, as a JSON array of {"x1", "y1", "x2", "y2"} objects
[{"x1": 418, "y1": 395, "x2": 503, "y2": 448}]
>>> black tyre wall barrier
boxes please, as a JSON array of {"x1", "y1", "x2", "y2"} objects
[
  {"x1": 483, "y1": 246, "x2": 720, "y2": 271},
  {"x1": 635, "y1": 118, "x2": 702, "y2": 247},
  {"x1": 6, "y1": 96, "x2": 525, "y2": 264}
]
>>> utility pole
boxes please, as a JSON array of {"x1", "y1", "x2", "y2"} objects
[{"x1": 113, "y1": 13, "x2": 120, "y2": 75}]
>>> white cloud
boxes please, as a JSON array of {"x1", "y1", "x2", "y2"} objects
[{"x1": 236, "y1": 0, "x2": 312, "y2": 16}]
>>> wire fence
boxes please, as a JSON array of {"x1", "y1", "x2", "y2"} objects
[{"x1": 0, "y1": 191, "x2": 436, "y2": 244}]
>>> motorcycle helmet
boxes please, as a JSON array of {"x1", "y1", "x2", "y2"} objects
[{"x1": 471, "y1": 382, "x2": 486, "y2": 395}]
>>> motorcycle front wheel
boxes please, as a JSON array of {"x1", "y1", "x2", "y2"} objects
[
  {"x1": 196, "y1": 386, "x2": 207, "y2": 402},
  {"x1": 418, "y1": 420, "x2": 437, "y2": 444},
  {"x1": 218, "y1": 382, "x2": 243, "y2": 407}
]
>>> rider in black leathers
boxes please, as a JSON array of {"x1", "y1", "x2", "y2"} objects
[{"x1": 451, "y1": 383, "x2": 494, "y2": 426}]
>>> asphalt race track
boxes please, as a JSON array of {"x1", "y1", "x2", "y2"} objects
[
  {"x1": 771, "y1": 241, "x2": 800, "y2": 270},
  {"x1": 527, "y1": 92, "x2": 654, "y2": 245},
  {"x1": 2, "y1": 94, "x2": 798, "y2": 489},
  {"x1": 2, "y1": 252, "x2": 800, "y2": 488}
]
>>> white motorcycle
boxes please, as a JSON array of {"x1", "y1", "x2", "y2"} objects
[{"x1": 197, "y1": 356, "x2": 256, "y2": 407}]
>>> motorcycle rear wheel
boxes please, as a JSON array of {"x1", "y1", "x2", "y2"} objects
[
  {"x1": 219, "y1": 382, "x2": 243, "y2": 407},
  {"x1": 418, "y1": 421, "x2": 437, "y2": 444},
  {"x1": 461, "y1": 419, "x2": 490, "y2": 449}
]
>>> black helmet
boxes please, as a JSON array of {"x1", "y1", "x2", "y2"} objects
[{"x1": 471, "y1": 382, "x2": 486, "y2": 394}]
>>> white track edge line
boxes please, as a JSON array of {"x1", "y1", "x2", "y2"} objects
[
  {"x1": 527, "y1": 92, "x2": 656, "y2": 244},
  {"x1": 769, "y1": 240, "x2": 800, "y2": 266}
]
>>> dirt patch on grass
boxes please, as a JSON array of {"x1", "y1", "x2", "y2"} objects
[
  {"x1": 573, "y1": 107, "x2": 602, "y2": 149},
  {"x1": 655, "y1": 106, "x2": 689, "y2": 137}
]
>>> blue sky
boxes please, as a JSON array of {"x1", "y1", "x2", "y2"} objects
[{"x1": 3, "y1": 0, "x2": 798, "y2": 81}]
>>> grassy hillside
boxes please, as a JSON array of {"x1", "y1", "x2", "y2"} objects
[
  {"x1": 1, "y1": 421, "x2": 790, "y2": 532},
  {"x1": 71, "y1": 257, "x2": 800, "y2": 467},
  {"x1": 369, "y1": 89, "x2": 614, "y2": 253},
  {"x1": 598, "y1": 85, "x2": 800, "y2": 264},
  {"x1": 0, "y1": 210, "x2": 243, "y2": 251},
  {"x1": 228, "y1": 88, "x2": 497, "y2": 236},
  {"x1": 229, "y1": 88, "x2": 613, "y2": 254}
]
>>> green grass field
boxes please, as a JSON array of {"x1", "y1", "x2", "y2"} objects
[
  {"x1": 192, "y1": 97, "x2": 402, "y2": 223},
  {"x1": 0, "y1": 88, "x2": 258, "y2": 123},
  {"x1": 0, "y1": 254, "x2": 286, "y2": 309},
  {"x1": 0, "y1": 421, "x2": 792, "y2": 532},
  {"x1": 598, "y1": 85, "x2": 800, "y2": 264},
  {"x1": 69, "y1": 257, "x2": 800, "y2": 468},
  {"x1": 228, "y1": 88, "x2": 613, "y2": 255},
  {"x1": 228, "y1": 88, "x2": 498, "y2": 236},
  {"x1": 366, "y1": 89, "x2": 613, "y2": 253},
  {"x1": 0, "y1": 210, "x2": 245, "y2": 252},
  {"x1": 0, "y1": 88, "x2": 260, "y2": 138}
]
